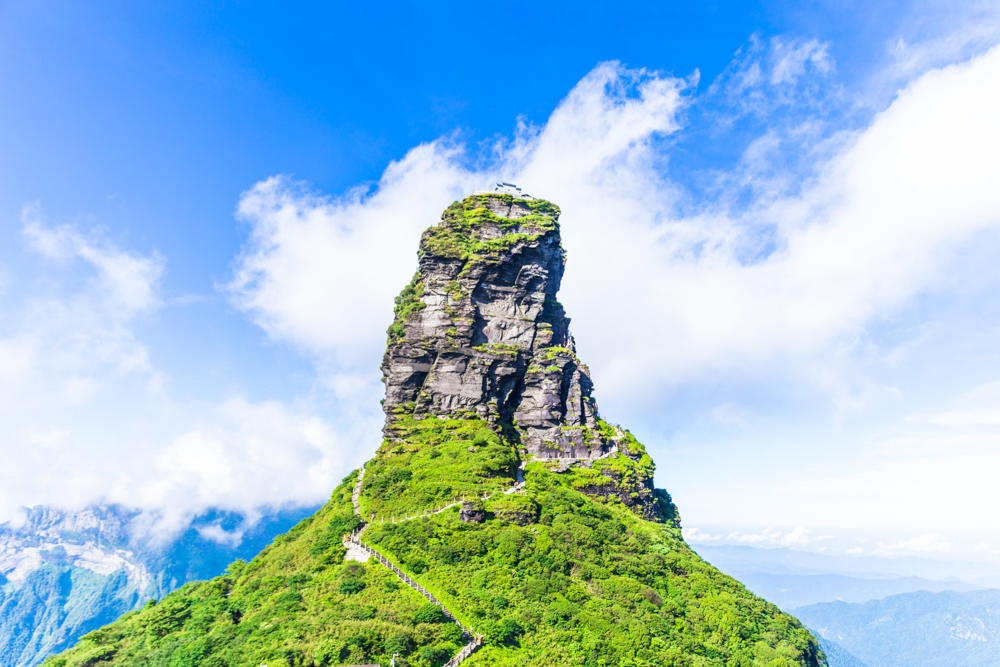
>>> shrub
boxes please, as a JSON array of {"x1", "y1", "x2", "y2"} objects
[
  {"x1": 417, "y1": 645, "x2": 449, "y2": 664},
  {"x1": 339, "y1": 579, "x2": 366, "y2": 595},
  {"x1": 413, "y1": 603, "x2": 447, "y2": 624},
  {"x1": 385, "y1": 632, "x2": 414, "y2": 656}
]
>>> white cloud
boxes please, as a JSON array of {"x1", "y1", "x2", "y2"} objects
[
  {"x1": 878, "y1": 533, "x2": 953, "y2": 555},
  {"x1": 906, "y1": 380, "x2": 1000, "y2": 426},
  {"x1": 770, "y1": 38, "x2": 832, "y2": 85},
  {"x1": 119, "y1": 396, "x2": 365, "y2": 539},
  {"x1": 229, "y1": 149, "x2": 481, "y2": 364},
  {"x1": 886, "y1": 0, "x2": 1000, "y2": 81},
  {"x1": 223, "y1": 42, "x2": 1000, "y2": 563},
  {"x1": 0, "y1": 211, "x2": 364, "y2": 538},
  {"x1": 230, "y1": 47, "x2": 1000, "y2": 414},
  {"x1": 684, "y1": 525, "x2": 829, "y2": 549},
  {"x1": 22, "y1": 208, "x2": 162, "y2": 313},
  {"x1": 228, "y1": 62, "x2": 687, "y2": 366},
  {"x1": 0, "y1": 210, "x2": 163, "y2": 403},
  {"x1": 0, "y1": 339, "x2": 32, "y2": 389},
  {"x1": 707, "y1": 35, "x2": 837, "y2": 115},
  {"x1": 7, "y1": 27, "x2": 1000, "y2": 562}
]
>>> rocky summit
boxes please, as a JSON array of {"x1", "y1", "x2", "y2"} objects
[
  {"x1": 381, "y1": 192, "x2": 664, "y2": 521},
  {"x1": 382, "y1": 193, "x2": 606, "y2": 459},
  {"x1": 45, "y1": 190, "x2": 824, "y2": 667}
]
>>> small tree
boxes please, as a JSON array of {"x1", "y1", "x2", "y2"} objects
[{"x1": 413, "y1": 603, "x2": 447, "y2": 624}]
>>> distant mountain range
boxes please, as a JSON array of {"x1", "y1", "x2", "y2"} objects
[
  {"x1": 0, "y1": 504, "x2": 314, "y2": 667},
  {"x1": 815, "y1": 636, "x2": 867, "y2": 667},
  {"x1": 794, "y1": 589, "x2": 1000, "y2": 667},
  {"x1": 8, "y1": 511, "x2": 999, "y2": 666},
  {"x1": 694, "y1": 544, "x2": 988, "y2": 609},
  {"x1": 692, "y1": 544, "x2": 1000, "y2": 666}
]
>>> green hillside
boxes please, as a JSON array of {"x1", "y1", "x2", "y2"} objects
[
  {"x1": 43, "y1": 417, "x2": 821, "y2": 666},
  {"x1": 45, "y1": 191, "x2": 824, "y2": 667}
]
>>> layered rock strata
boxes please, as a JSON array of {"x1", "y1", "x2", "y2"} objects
[
  {"x1": 382, "y1": 192, "x2": 615, "y2": 458},
  {"x1": 380, "y1": 189, "x2": 681, "y2": 522}
]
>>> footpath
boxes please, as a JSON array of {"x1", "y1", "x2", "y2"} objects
[{"x1": 343, "y1": 462, "x2": 533, "y2": 666}]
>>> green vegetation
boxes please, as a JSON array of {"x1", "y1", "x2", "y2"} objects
[
  {"x1": 472, "y1": 232, "x2": 541, "y2": 255},
  {"x1": 539, "y1": 345, "x2": 575, "y2": 361},
  {"x1": 420, "y1": 224, "x2": 472, "y2": 261},
  {"x1": 419, "y1": 194, "x2": 561, "y2": 272},
  {"x1": 484, "y1": 493, "x2": 539, "y2": 524},
  {"x1": 388, "y1": 273, "x2": 426, "y2": 342},
  {"x1": 366, "y1": 462, "x2": 821, "y2": 666},
  {"x1": 444, "y1": 280, "x2": 467, "y2": 299},
  {"x1": 45, "y1": 420, "x2": 821, "y2": 667},
  {"x1": 440, "y1": 195, "x2": 560, "y2": 233},
  {"x1": 472, "y1": 343, "x2": 523, "y2": 356},
  {"x1": 364, "y1": 416, "x2": 518, "y2": 519},
  {"x1": 41, "y1": 473, "x2": 464, "y2": 667},
  {"x1": 44, "y1": 190, "x2": 822, "y2": 667}
]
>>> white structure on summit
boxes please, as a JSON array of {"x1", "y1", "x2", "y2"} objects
[{"x1": 475, "y1": 181, "x2": 534, "y2": 199}]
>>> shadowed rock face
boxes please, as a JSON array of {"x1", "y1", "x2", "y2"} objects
[{"x1": 381, "y1": 193, "x2": 619, "y2": 459}]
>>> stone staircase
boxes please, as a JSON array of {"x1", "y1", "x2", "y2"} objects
[
  {"x1": 345, "y1": 463, "x2": 494, "y2": 666},
  {"x1": 344, "y1": 532, "x2": 483, "y2": 665},
  {"x1": 368, "y1": 460, "x2": 527, "y2": 527},
  {"x1": 442, "y1": 638, "x2": 483, "y2": 667},
  {"x1": 351, "y1": 465, "x2": 365, "y2": 514}
]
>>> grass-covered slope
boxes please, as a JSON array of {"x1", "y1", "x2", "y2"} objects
[
  {"x1": 40, "y1": 474, "x2": 467, "y2": 667},
  {"x1": 362, "y1": 415, "x2": 519, "y2": 519},
  {"x1": 46, "y1": 193, "x2": 823, "y2": 666},
  {"x1": 368, "y1": 470, "x2": 818, "y2": 666},
  {"x1": 44, "y1": 417, "x2": 823, "y2": 667}
]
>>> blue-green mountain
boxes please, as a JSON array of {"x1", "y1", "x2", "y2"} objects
[
  {"x1": 0, "y1": 504, "x2": 312, "y2": 667},
  {"x1": 795, "y1": 589, "x2": 1000, "y2": 667}
]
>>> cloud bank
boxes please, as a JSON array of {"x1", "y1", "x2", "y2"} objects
[
  {"x1": 227, "y1": 43, "x2": 1000, "y2": 558},
  {"x1": 231, "y1": 46, "x2": 1000, "y2": 413},
  {"x1": 5, "y1": 30, "x2": 1000, "y2": 558},
  {"x1": 0, "y1": 212, "x2": 368, "y2": 538}
]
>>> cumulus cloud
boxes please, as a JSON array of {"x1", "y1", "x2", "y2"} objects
[
  {"x1": 7, "y1": 28, "x2": 1000, "y2": 557},
  {"x1": 224, "y1": 41, "x2": 1000, "y2": 563},
  {"x1": 229, "y1": 46, "x2": 1000, "y2": 417},
  {"x1": 119, "y1": 396, "x2": 362, "y2": 539},
  {"x1": 228, "y1": 148, "x2": 480, "y2": 363},
  {"x1": 0, "y1": 210, "x2": 364, "y2": 537}
]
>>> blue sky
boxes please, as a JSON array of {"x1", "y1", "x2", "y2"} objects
[{"x1": 3, "y1": 1, "x2": 1000, "y2": 566}]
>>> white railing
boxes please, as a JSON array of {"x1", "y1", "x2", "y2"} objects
[
  {"x1": 442, "y1": 638, "x2": 483, "y2": 667},
  {"x1": 343, "y1": 532, "x2": 484, "y2": 658},
  {"x1": 376, "y1": 476, "x2": 527, "y2": 526},
  {"x1": 351, "y1": 465, "x2": 366, "y2": 515},
  {"x1": 343, "y1": 460, "x2": 521, "y2": 666}
]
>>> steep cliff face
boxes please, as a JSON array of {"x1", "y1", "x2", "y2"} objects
[
  {"x1": 382, "y1": 193, "x2": 609, "y2": 460},
  {"x1": 381, "y1": 192, "x2": 671, "y2": 521}
]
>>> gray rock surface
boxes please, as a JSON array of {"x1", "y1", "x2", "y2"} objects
[
  {"x1": 381, "y1": 192, "x2": 619, "y2": 459},
  {"x1": 458, "y1": 502, "x2": 485, "y2": 524}
]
